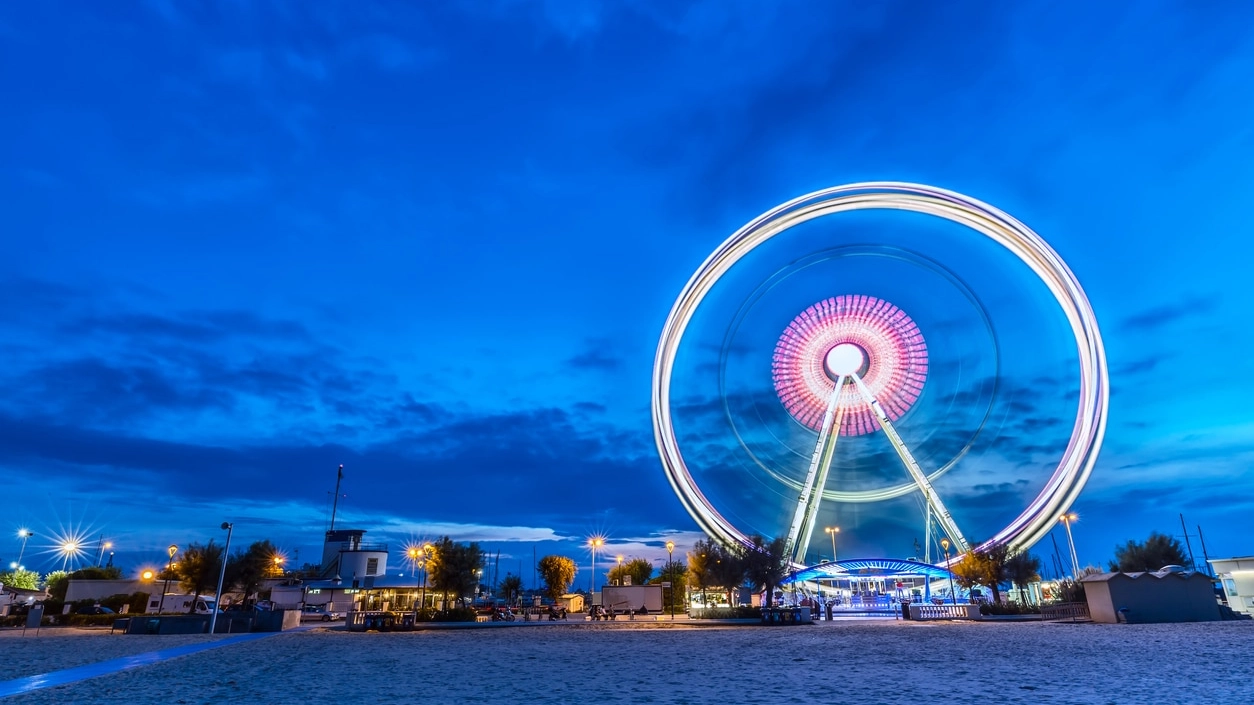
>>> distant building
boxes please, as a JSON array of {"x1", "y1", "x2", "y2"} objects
[
  {"x1": 321, "y1": 529, "x2": 388, "y2": 582},
  {"x1": 1081, "y1": 570, "x2": 1220, "y2": 624},
  {"x1": 1209, "y1": 556, "x2": 1254, "y2": 616}
]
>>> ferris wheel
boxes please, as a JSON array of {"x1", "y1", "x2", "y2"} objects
[{"x1": 652, "y1": 183, "x2": 1109, "y2": 567}]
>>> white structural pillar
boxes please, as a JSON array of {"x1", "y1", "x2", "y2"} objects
[
  {"x1": 850, "y1": 373, "x2": 970, "y2": 554},
  {"x1": 785, "y1": 376, "x2": 845, "y2": 563}
]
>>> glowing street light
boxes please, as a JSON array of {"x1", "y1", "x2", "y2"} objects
[
  {"x1": 16, "y1": 529, "x2": 33, "y2": 567},
  {"x1": 159, "y1": 544, "x2": 178, "y2": 614},
  {"x1": 616, "y1": 554, "x2": 624, "y2": 585},
  {"x1": 406, "y1": 546, "x2": 421, "y2": 578},
  {"x1": 1059, "y1": 513, "x2": 1081, "y2": 578},
  {"x1": 588, "y1": 536, "x2": 604, "y2": 594},
  {"x1": 141, "y1": 569, "x2": 155, "y2": 581},
  {"x1": 95, "y1": 537, "x2": 114, "y2": 567},
  {"x1": 824, "y1": 526, "x2": 840, "y2": 562},
  {"x1": 940, "y1": 538, "x2": 956, "y2": 606},
  {"x1": 211, "y1": 522, "x2": 234, "y2": 634},
  {"x1": 665, "y1": 541, "x2": 675, "y2": 621},
  {"x1": 272, "y1": 555, "x2": 286, "y2": 577}
]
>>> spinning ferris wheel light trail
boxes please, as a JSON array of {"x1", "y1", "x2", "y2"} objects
[{"x1": 653, "y1": 182, "x2": 1109, "y2": 570}]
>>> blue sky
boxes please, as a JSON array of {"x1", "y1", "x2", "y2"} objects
[{"x1": 3, "y1": 1, "x2": 1253, "y2": 582}]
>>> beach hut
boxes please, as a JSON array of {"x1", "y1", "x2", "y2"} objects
[
  {"x1": 1080, "y1": 570, "x2": 1220, "y2": 624},
  {"x1": 557, "y1": 593, "x2": 584, "y2": 612}
]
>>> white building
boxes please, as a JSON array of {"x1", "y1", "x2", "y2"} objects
[{"x1": 1209, "y1": 556, "x2": 1254, "y2": 616}]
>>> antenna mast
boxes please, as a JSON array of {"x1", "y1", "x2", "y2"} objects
[{"x1": 330, "y1": 465, "x2": 344, "y2": 532}]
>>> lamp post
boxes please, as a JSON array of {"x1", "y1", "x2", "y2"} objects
[
  {"x1": 615, "y1": 555, "x2": 623, "y2": 585},
  {"x1": 824, "y1": 526, "x2": 840, "y2": 562},
  {"x1": 407, "y1": 547, "x2": 419, "y2": 578},
  {"x1": 1059, "y1": 513, "x2": 1080, "y2": 578},
  {"x1": 940, "y1": 538, "x2": 956, "y2": 605},
  {"x1": 95, "y1": 536, "x2": 114, "y2": 567},
  {"x1": 588, "y1": 537, "x2": 604, "y2": 594},
  {"x1": 16, "y1": 529, "x2": 33, "y2": 568},
  {"x1": 159, "y1": 544, "x2": 178, "y2": 614},
  {"x1": 210, "y1": 522, "x2": 234, "y2": 635},
  {"x1": 272, "y1": 555, "x2": 285, "y2": 578},
  {"x1": 665, "y1": 541, "x2": 675, "y2": 620}
]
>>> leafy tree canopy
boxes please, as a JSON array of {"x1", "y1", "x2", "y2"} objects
[
  {"x1": 426, "y1": 536, "x2": 484, "y2": 604},
  {"x1": 498, "y1": 573, "x2": 523, "y2": 603},
  {"x1": 0, "y1": 568, "x2": 39, "y2": 590},
  {"x1": 607, "y1": 558, "x2": 653, "y2": 587},
  {"x1": 742, "y1": 535, "x2": 790, "y2": 608},
  {"x1": 1110, "y1": 532, "x2": 1189, "y2": 572},
  {"x1": 537, "y1": 555, "x2": 577, "y2": 601},
  {"x1": 175, "y1": 542, "x2": 225, "y2": 611}
]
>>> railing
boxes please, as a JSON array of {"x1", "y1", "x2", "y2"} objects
[
  {"x1": 909, "y1": 604, "x2": 980, "y2": 620},
  {"x1": 1040, "y1": 602, "x2": 1089, "y2": 621}
]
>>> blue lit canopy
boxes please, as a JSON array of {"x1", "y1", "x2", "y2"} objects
[{"x1": 783, "y1": 557, "x2": 953, "y2": 584}]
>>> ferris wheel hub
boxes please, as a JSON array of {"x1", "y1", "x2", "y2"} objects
[{"x1": 824, "y1": 343, "x2": 867, "y2": 378}]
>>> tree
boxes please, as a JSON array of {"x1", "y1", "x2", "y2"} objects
[
  {"x1": 175, "y1": 542, "x2": 225, "y2": 613},
  {"x1": 1005, "y1": 552, "x2": 1042, "y2": 604},
  {"x1": 742, "y1": 534, "x2": 790, "y2": 608},
  {"x1": 1110, "y1": 532, "x2": 1189, "y2": 572},
  {"x1": 43, "y1": 570, "x2": 70, "y2": 600},
  {"x1": 687, "y1": 539, "x2": 717, "y2": 607},
  {"x1": 537, "y1": 555, "x2": 577, "y2": 602},
  {"x1": 0, "y1": 568, "x2": 39, "y2": 590},
  {"x1": 607, "y1": 558, "x2": 653, "y2": 587},
  {"x1": 949, "y1": 543, "x2": 1011, "y2": 604},
  {"x1": 226, "y1": 540, "x2": 280, "y2": 604},
  {"x1": 656, "y1": 559, "x2": 687, "y2": 614},
  {"x1": 498, "y1": 573, "x2": 523, "y2": 605},
  {"x1": 426, "y1": 536, "x2": 484, "y2": 607},
  {"x1": 708, "y1": 542, "x2": 747, "y2": 607}
]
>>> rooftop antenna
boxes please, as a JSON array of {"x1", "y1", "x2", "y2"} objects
[{"x1": 330, "y1": 465, "x2": 344, "y2": 532}]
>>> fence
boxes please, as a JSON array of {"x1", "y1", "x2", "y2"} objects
[
  {"x1": 1040, "y1": 602, "x2": 1090, "y2": 621},
  {"x1": 908, "y1": 603, "x2": 981, "y2": 620}
]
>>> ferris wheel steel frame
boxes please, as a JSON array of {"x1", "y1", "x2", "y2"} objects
[{"x1": 652, "y1": 182, "x2": 1109, "y2": 564}]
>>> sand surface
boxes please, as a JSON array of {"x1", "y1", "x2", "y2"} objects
[{"x1": 2, "y1": 620, "x2": 1251, "y2": 704}]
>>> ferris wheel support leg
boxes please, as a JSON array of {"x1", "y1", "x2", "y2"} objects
[
  {"x1": 850, "y1": 373, "x2": 970, "y2": 554},
  {"x1": 785, "y1": 377, "x2": 845, "y2": 564}
]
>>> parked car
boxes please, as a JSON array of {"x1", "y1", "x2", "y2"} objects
[
  {"x1": 301, "y1": 605, "x2": 343, "y2": 622},
  {"x1": 75, "y1": 605, "x2": 115, "y2": 615}
]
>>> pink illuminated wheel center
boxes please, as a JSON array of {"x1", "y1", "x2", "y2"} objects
[{"x1": 772, "y1": 295, "x2": 928, "y2": 436}]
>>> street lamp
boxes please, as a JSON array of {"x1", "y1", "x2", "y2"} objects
[
  {"x1": 141, "y1": 569, "x2": 155, "y2": 581},
  {"x1": 272, "y1": 555, "x2": 285, "y2": 577},
  {"x1": 588, "y1": 536, "x2": 604, "y2": 594},
  {"x1": 824, "y1": 526, "x2": 840, "y2": 562},
  {"x1": 96, "y1": 537, "x2": 114, "y2": 567},
  {"x1": 407, "y1": 547, "x2": 420, "y2": 578},
  {"x1": 1059, "y1": 513, "x2": 1080, "y2": 578},
  {"x1": 16, "y1": 529, "x2": 33, "y2": 567},
  {"x1": 210, "y1": 523, "x2": 234, "y2": 634},
  {"x1": 665, "y1": 541, "x2": 675, "y2": 621},
  {"x1": 159, "y1": 544, "x2": 178, "y2": 614},
  {"x1": 940, "y1": 538, "x2": 956, "y2": 605},
  {"x1": 616, "y1": 555, "x2": 624, "y2": 585}
]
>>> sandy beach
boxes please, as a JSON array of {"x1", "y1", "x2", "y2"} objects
[{"x1": 2, "y1": 619, "x2": 1251, "y2": 704}]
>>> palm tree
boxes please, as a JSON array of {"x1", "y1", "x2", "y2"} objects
[
  {"x1": 742, "y1": 534, "x2": 790, "y2": 608},
  {"x1": 1005, "y1": 551, "x2": 1042, "y2": 604}
]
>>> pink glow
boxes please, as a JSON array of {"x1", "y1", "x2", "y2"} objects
[{"x1": 772, "y1": 295, "x2": 928, "y2": 436}]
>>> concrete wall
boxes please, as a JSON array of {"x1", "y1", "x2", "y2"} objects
[{"x1": 65, "y1": 579, "x2": 150, "y2": 603}]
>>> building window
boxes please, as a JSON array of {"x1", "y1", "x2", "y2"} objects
[
  {"x1": 366, "y1": 558, "x2": 379, "y2": 575},
  {"x1": 1224, "y1": 579, "x2": 1238, "y2": 597}
]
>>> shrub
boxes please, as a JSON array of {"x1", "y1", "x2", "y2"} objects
[
  {"x1": 693, "y1": 606, "x2": 761, "y2": 619},
  {"x1": 430, "y1": 607, "x2": 477, "y2": 622}
]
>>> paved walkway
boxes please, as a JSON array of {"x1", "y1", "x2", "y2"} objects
[{"x1": 0, "y1": 631, "x2": 279, "y2": 699}]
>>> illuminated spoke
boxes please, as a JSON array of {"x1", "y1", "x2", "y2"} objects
[
  {"x1": 850, "y1": 372, "x2": 969, "y2": 553},
  {"x1": 784, "y1": 377, "x2": 845, "y2": 563}
]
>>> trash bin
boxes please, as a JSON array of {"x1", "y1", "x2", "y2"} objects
[{"x1": 901, "y1": 603, "x2": 911, "y2": 620}]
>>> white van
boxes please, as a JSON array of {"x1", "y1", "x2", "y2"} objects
[{"x1": 147, "y1": 594, "x2": 219, "y2": 614}]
